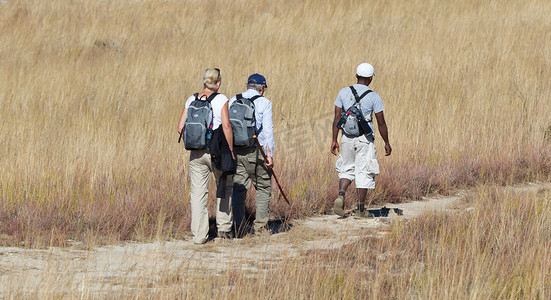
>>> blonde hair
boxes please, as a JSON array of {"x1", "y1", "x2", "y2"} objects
[{"x1": 202, "y1": 68, "x2": 221, "y2": 90}]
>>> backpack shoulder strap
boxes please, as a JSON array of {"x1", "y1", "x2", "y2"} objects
[
  {"x1": 237, "y1": 94, "x2": 261, "y2": 102},
  {"x1": 206, "y1": 92, "x2": 218, "y2": 103},
  {"x1": 349, "y1": 86, "x2": 372, "y2": 103},
  {"x1": 349, "y1": 86, "x2": 359, "y2": 101},
  {"x1": 249, "y1": 95, "x2": 263, "y2": 134},
  {"x1": 359, "y1": 90, "x2": 373, "y2": 100},
  {"x1": 250, "y1": 95, "x2": 262, "y2": 102}
]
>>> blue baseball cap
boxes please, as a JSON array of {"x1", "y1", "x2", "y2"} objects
[{"x1": 247, "y1": 73, "x2": 267, "y2": 87}]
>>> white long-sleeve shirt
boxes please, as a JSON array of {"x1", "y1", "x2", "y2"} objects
[{"x1": 229, "y1": 89, "x2": 275, "y2": 157}]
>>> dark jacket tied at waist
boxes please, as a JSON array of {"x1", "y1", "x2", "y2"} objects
[{"x1": 210, "y1": 127, "x2": 236, "y2": 198}]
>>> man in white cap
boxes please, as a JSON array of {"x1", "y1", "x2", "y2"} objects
[{"x1": 330, "y1": 63, "x2": 392, "y2": 217}]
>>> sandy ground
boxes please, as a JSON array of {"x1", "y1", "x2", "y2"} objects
[{"x1": 0, "y1": 182, "x2": 547, "y2": 296}]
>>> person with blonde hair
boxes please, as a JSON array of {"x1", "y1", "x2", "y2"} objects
[{"x1": 178, "y1": 68, "x2": 235, "y2": 244}]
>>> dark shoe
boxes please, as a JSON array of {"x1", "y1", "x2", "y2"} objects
[
  {"x1": 354, "y1": 209, "x2": 374, "y2": 219},
  {"x1": 333, "y1": 195, "x2": 345, "y2": 216}
]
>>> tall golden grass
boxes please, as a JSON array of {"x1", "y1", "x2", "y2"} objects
[{"x1": 1, "y1": 0, "x2": 550, "y2": 246}]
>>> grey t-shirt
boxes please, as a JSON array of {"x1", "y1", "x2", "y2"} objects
[{"x1": 334, "y1": 83, "x2": 384, "y2": 140}]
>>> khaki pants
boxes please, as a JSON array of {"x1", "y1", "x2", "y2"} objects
[
  {"x1": 189, "y1": 149, "x2": 233, "y2": 244},
  {"x1": 232, "y1": 147, "x2": 272, "y2": 236}
]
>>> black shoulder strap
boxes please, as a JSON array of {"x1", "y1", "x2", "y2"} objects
[
  {"x1": 236, "y1": 94, "x2": 261, "y2": 102},
  {"x1": 349, "y1": 86, "x2": 372, "y2": 103},
  {"x1": 193, "y1": 93, "x2": 199, "y2": 100},
  {"x1": 206, "y1": 92, "x2": 218, "y2": 103}
]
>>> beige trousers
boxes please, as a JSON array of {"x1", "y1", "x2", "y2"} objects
[
  {"x1": 335, "y1": 134, "x2": 379, "y2": 189},
  {"x1": 189, "y1": 149, "x2": 233, "y2": 244}
]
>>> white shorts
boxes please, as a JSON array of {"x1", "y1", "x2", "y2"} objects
[{"x1": 335, "y1": 135, "x2": 379, "y2": 189}]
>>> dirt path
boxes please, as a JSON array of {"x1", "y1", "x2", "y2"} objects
[{"x1": 0, "y1": 182, "x2": 546, "y2": 295}]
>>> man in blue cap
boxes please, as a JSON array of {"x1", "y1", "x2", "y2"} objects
[{"x1": 229, "y1": 73, "x2": 274, "y2": 236}]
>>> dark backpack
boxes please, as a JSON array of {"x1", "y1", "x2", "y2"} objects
[
  {"x1": 229, "y1": 94, "x2": 262, "y2": 147},
  {"x1": 340, "y1": 86, "x2": 373, "y2": 137},
  {"x1": 179, "y1": 93, "x2": 218, "y2": 150}
]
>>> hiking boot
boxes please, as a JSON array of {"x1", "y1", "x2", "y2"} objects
[
  {"x1": 253, "y1": 227, "x2": 271, "y2": 237},
  {"x1": 333, "y1": 195, "x2": 345, "y2": 216},
  {"x1": 217, "y1": 231, "x2": 232, "y2": 239},
  {"x1": 353, "y1": 209, "x2": 374, "y2": 219}
]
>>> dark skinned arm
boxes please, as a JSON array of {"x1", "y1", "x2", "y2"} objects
[
  {"x1": 375, "y1": 111, "x2": 392, "y2": 156},
  {"x1": 330, "y1": 105, "x2": 342, "y2": 155}
]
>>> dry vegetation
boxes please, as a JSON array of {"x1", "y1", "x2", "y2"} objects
[
  {"x1": 3, "y1": 185, "x2": 550, "y2": 298},
  {"x1": 0, "y1": 0, "x2": 551, "y2": 295},
  {"x1": 176, "y1": 187, "x2": 551, "y2": 299}
]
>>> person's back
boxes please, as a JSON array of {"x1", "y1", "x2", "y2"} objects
[
  {"x1": 183, "y1": 93, "x2": 227, "y2": 133},
  {"x1": 231, "y1": 88, "x2": 274, "y2": 152},
  {"x1": 335, "y1": 83, "x2": 383, "y2": 143},
  {"x1": 181, "y1": 92, "x2": 218, "y2": 150}
]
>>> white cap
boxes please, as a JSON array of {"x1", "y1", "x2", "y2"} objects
[{"x1": 356, "y1": 63, "x2": 375, "y2": 77}]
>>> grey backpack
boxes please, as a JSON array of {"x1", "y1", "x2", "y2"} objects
[
  {"x1": 179, "y1": 93, "x2": 218, "y2": 150},
  {"x1": 229, "y1": 94, "x2": 261, "y2": 147}
]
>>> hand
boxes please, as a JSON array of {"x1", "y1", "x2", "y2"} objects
[
  {"x1": 265, "y1": 156, "x2": 274, "y2": 169},
  {"x1": 231, "y1": 150, "x2": 236, "y2": 161},
  {"x1": 330, "y1": 141, "x2": 340, "y2": 156},
  {"x1": 385, "y1": 143, "x2": 392, "y2": 156}
]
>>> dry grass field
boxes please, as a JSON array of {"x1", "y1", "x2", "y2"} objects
[
  {"x1": 0, "y1": 0, "x2": 551, "y2": 297},
  {"x1": 1, "y1": 184, "x2": 550, "y2": 298}
]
